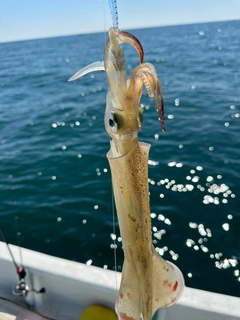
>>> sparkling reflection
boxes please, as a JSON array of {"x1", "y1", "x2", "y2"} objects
[
  {"x1": 186, "y1": 216, "x2": 238, "y2": 277},
  {"x1": 159, "y1": 162, "x2": 235, "y2": 209},
  {"x1": 86, "y1": 259, "x2": 93, "y2": 266},
  {"x1": 222, "y1": 223, "x2": 229, "y2": 231}
]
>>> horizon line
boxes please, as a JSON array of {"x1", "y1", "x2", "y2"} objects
[{"x1": 1, "y1": 18, "x2": 239, "y2": 44}]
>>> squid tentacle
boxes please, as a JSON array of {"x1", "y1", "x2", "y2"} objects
[{"x1": 128, "y1": 63, "x2": 165, "y2": 131}]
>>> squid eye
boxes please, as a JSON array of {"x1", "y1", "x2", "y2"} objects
[{"x1": 108, "y1": 112, "x2": 118, "y2": 133}]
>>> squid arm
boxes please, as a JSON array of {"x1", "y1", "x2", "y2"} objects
[{"x1": 68, "y1": 61, "x2": 105, "y2": 81}]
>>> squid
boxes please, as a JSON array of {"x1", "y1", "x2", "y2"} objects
[{"x1": 69, "y1": 27, "x2": 184, "y2": 320}]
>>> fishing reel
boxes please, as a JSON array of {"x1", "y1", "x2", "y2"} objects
[
  {"x1": 13, "y1": 267, "x2": 45, "y2": 298},
  {"x1": 0, "y1": 226, "x2": 46, "y2": 302}
]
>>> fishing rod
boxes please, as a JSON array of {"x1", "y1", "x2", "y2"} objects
[
  {"x1": 0, "y1": 224, "x2": 24, "y2": 277},
  {"x1": 0, "y1": 224, "x2": 45, "y2": 297}
]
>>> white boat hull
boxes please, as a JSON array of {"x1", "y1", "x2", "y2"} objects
[{"x1": 0, "y1": 241, "x2": 239, "y2": 320}]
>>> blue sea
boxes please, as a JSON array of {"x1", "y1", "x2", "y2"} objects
[{"x1": 0, "y1": 20, "x2": 239, "y2": 297}]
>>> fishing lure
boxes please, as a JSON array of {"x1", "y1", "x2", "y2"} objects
[
  {"x1": 69, "y1": 26, "x2": 184, "y2": 320},
  {"x1": 108, "y1": 0, "x2": 118, "y2": 29}
]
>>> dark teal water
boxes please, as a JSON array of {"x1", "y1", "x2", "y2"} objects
[{"x1": 0, "y1": 20, "x2": 239, "y2": 297}]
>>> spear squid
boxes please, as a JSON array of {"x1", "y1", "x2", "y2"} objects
[{"x1": 69, "y1": 27, "x2": 184, "y2": 320}]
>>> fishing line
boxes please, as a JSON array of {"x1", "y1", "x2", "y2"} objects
[
  {"x1": 107, "y1": 0, "x2": 119, "y2": 289},
  {"x1": 102, "y1": 0, "x2": 107, "y2": 44},
  {"x1": 111, "y1": 183, "x2": 118, "y2": 290}
]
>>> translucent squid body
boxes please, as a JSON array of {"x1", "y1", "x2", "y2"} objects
[{"x1": 69, "y1": 27, "x2": 184, "y2": 320}]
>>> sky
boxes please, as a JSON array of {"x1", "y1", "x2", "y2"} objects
[{"x1": 1, "y1": 0, "x2": 240, "y2": 42}]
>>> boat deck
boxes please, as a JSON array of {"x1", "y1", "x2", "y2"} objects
[{"x1": 0, "y1": 298, "x2": 45, "y2": 320}]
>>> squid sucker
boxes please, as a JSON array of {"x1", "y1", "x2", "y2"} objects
[{"x1": 69, "y1": 27, "x2": 184, "y2": 320}]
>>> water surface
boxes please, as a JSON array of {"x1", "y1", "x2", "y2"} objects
[{"x1": 0, "y1": 20, "x2": 240, "y2": 297}]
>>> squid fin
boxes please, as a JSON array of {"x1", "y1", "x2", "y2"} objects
[
  {"x1": 68, "y1": 61, "x2": 105, "y2": 81},
  {"x1": 151, "y1": 251, "x2": 184, "y2": 313},
  {"x1": 116, "y1": 250, "x2": 184, "y2": 320}
]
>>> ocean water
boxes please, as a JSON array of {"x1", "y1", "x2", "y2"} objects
[{"x1": 0, "y1": 20, "x2": 239, "y2": 297}]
